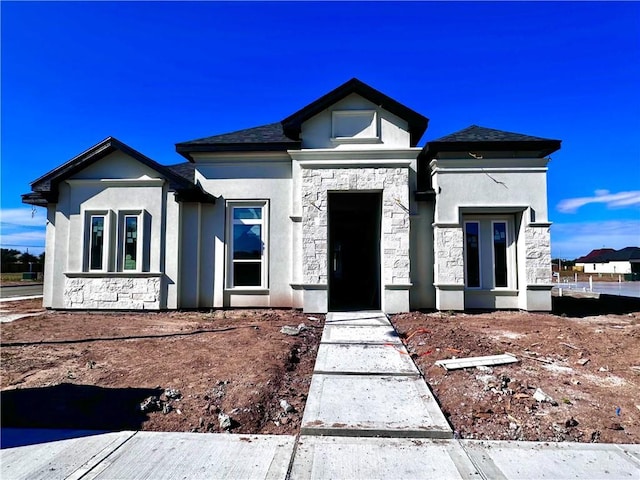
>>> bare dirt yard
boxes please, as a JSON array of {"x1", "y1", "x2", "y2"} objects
[
  {"x1": 392, "y1": 294, "x2": 640, "y2": 444},
  {"x1": 1, "y1": 300, "x2": 323, "y2": 435},
  {"x1": 2, "y1": 293, "x2": 639, "y2": 445}
]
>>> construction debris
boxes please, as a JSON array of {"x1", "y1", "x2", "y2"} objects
[
  {"x1": 533, "y1": 388, "x2": 555, "y2": 404},
  {"x1": 434, "y1": 353, "x2": 518, "y2": 371},
  {"x1": 280, "y1": 323, "x2": 307, "y2": 336}
]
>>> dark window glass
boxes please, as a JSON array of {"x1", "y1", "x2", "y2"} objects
[
  {"x1": 233, "y1": 224, "x2": 262, "y2": 259},
  {"x1": 124, "y1": 216, "x2": 138, "y2": 270},
  {"x1": 233, "y1": 262, "x2": 261, "y2": 286},
  {"x1": 233, "y1": 207, "x2": 262, "y2": 220},
  {"x1": 465, "y1": 222, "x2": 480, "y2": 287},
  {"x1": 494, "y1": 222, "x2": 508, "y2": 287},
  {"x1": 90, "y1": 216, "x2": 104, "y2": 270}
]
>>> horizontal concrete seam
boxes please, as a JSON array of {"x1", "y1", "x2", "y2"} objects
[
  {"x1": 299, "y1": 428, "x2": 454, "y2": 439},
  {"x1": 312, "y1": 371, "x2": 421, "y2": 377}
]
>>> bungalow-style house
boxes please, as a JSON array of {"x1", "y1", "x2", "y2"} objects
[
  {"x1": 575, "y1": 247, "x2": 640, "y2": 275},
  {"x1": 23, "y1": 79, "x2": 561, "y2": 313}
]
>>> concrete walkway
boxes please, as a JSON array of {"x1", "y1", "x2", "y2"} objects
[
  {"x1": 2, "y1": 310, "x2": 640, "y2": 479},
  {"x1": 300, "y1": 311, "x2": 452, "y2": 438}
]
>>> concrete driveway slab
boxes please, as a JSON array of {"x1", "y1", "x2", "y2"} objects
[
  {"x1": 290, "y1": 436, "x2": 479, "y2": 480},
  {"x1": 82, "y1": 432, "x2": 295, "y2": 480},
  {"x1": 325, "y1": 311, "x2": 390, "y2": 326},
  {"x1": 0, "y1": 430, "x2": 134, "y2": 480},
  {"x1": 461, "y1": 440, "x2": 640, "y2": 479},
  {"x1": 313, "y1": 343, "x2": 419, "y2": 375},
  {"x1": 320, "y1": 325, "x2": 401, "y2": 344},
  {"x1": 301, "y1": 374, "x2": 452, "y2": 438}
]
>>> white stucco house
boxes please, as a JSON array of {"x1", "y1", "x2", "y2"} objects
[
  {"x1": 575, "y1": 247, "x2": 640, "y2": 275},
  {"x1": 23, "y1": 79, "x2": 561, "y2": 313}
]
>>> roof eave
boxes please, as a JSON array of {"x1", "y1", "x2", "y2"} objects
[
  {"x1": 420, "y1": 140, "x2": 561, "y2": 160},
  {"x1": 174, "y1": 187, "x2": 217, "y2": 204},
  {"x1": 21, "y1": 192, "x2": 51, "y2": 206},
  {"x1": 175, "y1": 141, "x2": 301, "y2": 161}
]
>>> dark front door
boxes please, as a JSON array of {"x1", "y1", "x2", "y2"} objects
[{"x1": 328, "y1": 192, "x2": 381, "y2": 311}]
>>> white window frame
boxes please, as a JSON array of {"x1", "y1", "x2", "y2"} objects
[
  {"x1": 463, "y1": 216, "x2": 516, "y2": 290},
  {"x1": 84, "y1": 210, "x2": 112, "y2": 272},
  {"x1": 226, "y1": 200, "x2": 269, "y2": 289},
  {"x1": 83, "y1": 209, "x2": 148, "y2": 273},
  {"x1": 331, "y1": 109, "x2": 379, "y2": 143},
  {"x1": 491, "y1": 220, "x2": 510, "y2": 289},
  {"x1": 117, "y1": 210, "x2": 144, "y2": 272}
]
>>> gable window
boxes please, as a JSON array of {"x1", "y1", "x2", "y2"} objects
[
  {"x1": 331, "y1": 110, "x2": 379, "y2": 143},
  {"x1": 464, "y1": 216, "x2": 516, "y2": 289},
  {"x1": 227, "y1": 201, "x2": 268, "y2": 288},
  {"x1": 89, "y1": 215, "x2": 106, "y2": 270}
]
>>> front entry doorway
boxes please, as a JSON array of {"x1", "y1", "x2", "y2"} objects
[{"x1": 328, "y1": 192, "x2": 381, "y2": 311}]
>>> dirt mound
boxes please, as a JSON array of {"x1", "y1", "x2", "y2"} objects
[
  {"x1": 392, "y1": 308, "x2": 639, "y2": 444},
  {"x1": 1, "y1": 307, "x2": 323, "y2": 435}
]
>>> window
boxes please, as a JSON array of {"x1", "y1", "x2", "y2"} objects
[
  {"x1": 84, "y1": 210, "x2": 147, "y2": 272},
  {"x1": 493, "y1": 221, "x2": 508, "y2": 288},
  {"x1": 331, "y1": 110, "x2": 378, "y2": 142},
  {"x1": 227, "y1": 201, "x2": 268, "y2": 288},
  {"x1": 122, "y1": 215, "x2": 139, "y2": 271},
  {"x1": 89, "y1": 215, "x2": 106, "y2": 270},
  {"x1": 464, "y1": 217, "x2": 515, "y2": 289},
  {"x1": 464, "y1": 222, "x2": 480, "y2": 288}
]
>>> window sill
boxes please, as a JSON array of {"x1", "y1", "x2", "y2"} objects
[
  {"x1": 224, "y1": 288, "x2": 269, "y2": 295},
  {"x1": 65, "y1": 272, "x2": 162, "y2": 278},
  {"x1": 465, "y1": 289, "x2": 519, "y2": 296},
  {"x1": 330, "y1": 137, "x2": 381, "y2": 145}
]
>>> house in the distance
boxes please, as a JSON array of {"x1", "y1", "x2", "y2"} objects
[
  {"x1": 575, "y1": 247, "x2": 640, "y2": 275},
  {"x1": 23, "y1": 79, "x2": 561, "y2": 313}
]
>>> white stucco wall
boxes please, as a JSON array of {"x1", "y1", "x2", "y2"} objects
[
  {"x1": 300, "y1": 94, "x2": 410, "y2": 150},
  {"x1": 431, "y1": 158, "x2": 550, "y2": 225},
  {"x1": 431, "y1": 156, "x2": 553, "y2": 311},
  {"x1": 47, "y1": 151, "x2": 180, "y2": 310},
  {"x1": 189, "y1": 153, "x2": 293, "y2": 308}
]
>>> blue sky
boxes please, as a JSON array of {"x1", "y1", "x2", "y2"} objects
[{"x1": 2, "y1": 1, "x2": 639, "y2": 259}]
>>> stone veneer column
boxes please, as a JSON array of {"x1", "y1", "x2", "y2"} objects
[
  {"x1": 301, "y1": 167, "x2": 410, "y2": 313},
  {"x1": 523, "y1": 225, "x2": 553, "y2": 310},
  {"x1": 525, "y1": 226, "x2": 552, "y2": 284},
  {"x1": 433, "y1": 226, "x2": 465, "y2": 310}
]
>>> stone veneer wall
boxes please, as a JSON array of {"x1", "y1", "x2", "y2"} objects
[
  {"x1": 301, "y1": 167, "x2": 410, "y2": 285},
  {"x1": 64, "y1": 276, "x2": 161, "y2": 309},
  {"x1": 525, "y1": 226, "x2": 552, "y2": 284},
  {"x1": 433, "y1": 227, "x2": 464, "y2": 285}
]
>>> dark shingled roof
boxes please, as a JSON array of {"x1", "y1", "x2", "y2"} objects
[
  {"x1": 282, "y1": 78, "x2": 428, "y2": 147},
  {"x1": 431, "y1": 125, "x2": 556, "y2": 143},
  {"x1": 420, "y1": 125, "x2": 561, "y2": 160},
  {"x1": 178, "y1": 122, "x2": 296, "y2": 146},
  {"x1": 176, "y1": 78, "x2": 429, "y2": 160},
  {"x1": 166, "y1": 162, "x2": 196, "y2": 183},
  {"x1": 175, "y1": 123, "x2": 301, "y2": 160},
  {"x1": 576, "y1": 247, "x2": 640, "y2": 264},
  {"x1": 22, "y1": 137, "x2": 215, "y2": 206}
]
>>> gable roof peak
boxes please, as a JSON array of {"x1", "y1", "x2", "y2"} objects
[
  {"x1": 23, "y1": 136, "x2": 215, "y2": 206},
  {"x1": 281, "y1": 78, "x2": 428, "y2": 147}
]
